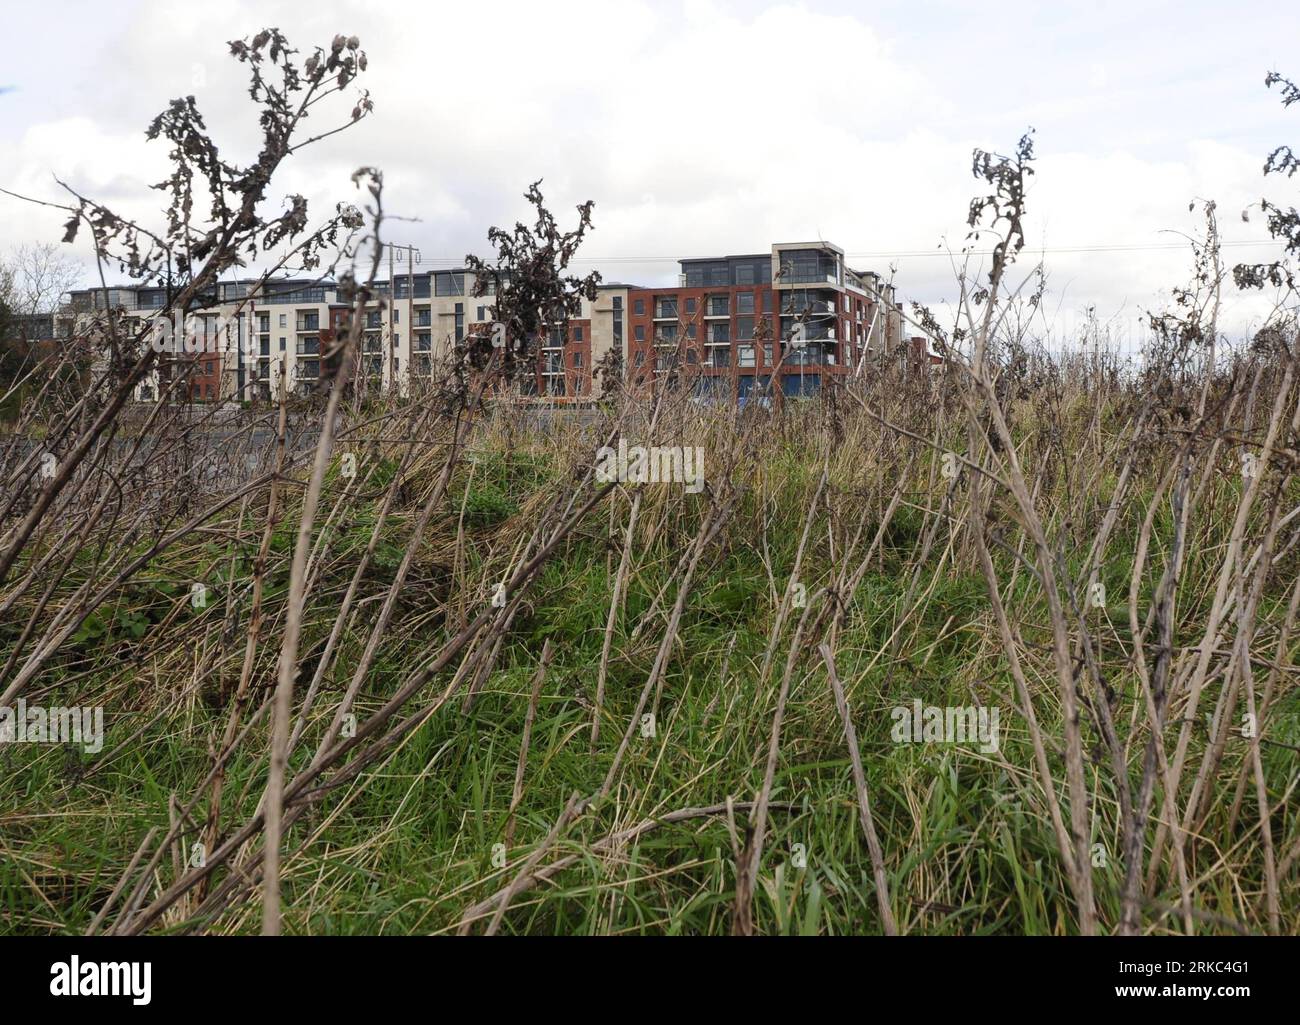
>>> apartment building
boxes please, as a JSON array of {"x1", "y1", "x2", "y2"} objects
[
  {"x1": 625, "y1": 241, "x2": 911, "y2": 403},
  {"x1": 60, "y1": 272, "x2": 623, "y2": 403},
  {"x1": 57, "y1": 238, "x2": 924, "y2": 405}
]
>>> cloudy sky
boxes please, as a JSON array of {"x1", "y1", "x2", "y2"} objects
[{"x1": 3, "y1": 0, "x2": 1298, "y2": 343}]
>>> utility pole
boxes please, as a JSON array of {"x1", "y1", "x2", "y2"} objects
[{"x1": 383, "y1": 242, "x2": 421, "y2": 396}]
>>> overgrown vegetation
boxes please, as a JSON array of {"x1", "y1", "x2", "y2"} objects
[{"x1": 1, "y1": 33, "x2": 1299, "y2": 937}]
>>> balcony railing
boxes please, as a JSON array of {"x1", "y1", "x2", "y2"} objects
[
  {"x1": 263, "y1": 287, "x2": 328, "y2": 305},
  {"x1": 779, "y1": 268, "x2": 838, "y2": 286},
  {"x1": 783, "y1": 346, "x2": 839, "y2": 366}
]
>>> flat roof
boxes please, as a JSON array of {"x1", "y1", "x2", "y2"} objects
[{"x1": 677, "y1": 253, "x2": 770, "y2": 264}]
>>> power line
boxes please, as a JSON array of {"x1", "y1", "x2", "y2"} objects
[{"x1": 413, "y1": 239, "x2": 1284, "y2": 267}]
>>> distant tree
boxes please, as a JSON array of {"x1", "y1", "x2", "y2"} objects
[{"x1": 1, "y1": 242, "x2": 83, "y2": 316}]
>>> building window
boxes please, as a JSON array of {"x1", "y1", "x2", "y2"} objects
[
  {"x1": 573, "y1": 352, "x2": 583, "y2": 368},
  {"x1": 633, "y1": 298, "x2": 645, "y2": 316},
  {"x1": 687, "y1": 324, "x2": 696, "y2": 339},
  {"x1": 737, "y1": 292, "x2": 754, "y2": 315},
  {"x1": 574, "y1": 325, "x2": 583, "y2": 342},
  {"x1": 612, "y1": 296, "x2": 623, "y2": 310},
  {"x1": 393, "y1": 308, "x2": 400, "y2": 324},
  {"x1": 278, "y1": 314, "x2": 287, "y2": 328},
  {"x1": 684, "y1": 297, "x2": 696, "y2": 315},
  {"x1": 655, "y1": 297, "x2": 678, "y2": 319},
  {"x1": 454, "y1": 303, "x2": 464, "y2": 342},
  {"x1": 737, "y1": 317, "x2": 755, "y2": 341},
  {"x1": 634, "y1": 351, "x2": 644, "y2": 367},
  {"x1": 435, "y1": 272, "x2": 465, "y2": 296},
  {"x1": 477, "y1": 306, "x2": 486, "y2": 321},
  {"x1": 736, "y1": 264, "x2": 755, "y2": 285},
  {"x1": 634, "y1": 325, "x2": 645, "y2": 341},
  {"x1": 708, "y1": 322, "x2": 729, "y2": 343},
  {"x1": 708, "y1": 295, "x2": 728, "y2": 317},
  {"x1": 762, "y1": 290, "x2": 773, "y2": 314},
  {"x1": 739, "y1": 345, "x2": 756, "y2": 368}
]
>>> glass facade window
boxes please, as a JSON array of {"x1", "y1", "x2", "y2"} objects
[
  {"x1": 782, "y1": 373, "x2": 821, "y2": 398},
  {"x1": 779, "y1": 250, "x2": 838, "y2": 285},
  {"x1": 435, "y1": 273, "x2": 465, "y2": 296}
]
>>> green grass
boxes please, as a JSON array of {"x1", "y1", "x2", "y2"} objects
[{"x1": 2, "y1": 408, "x2": 1297, "y2": 937}]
